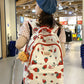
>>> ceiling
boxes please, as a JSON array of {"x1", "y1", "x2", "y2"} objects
[{"x1": 16, "y1": 0, "x2": 82, "y2": 18}]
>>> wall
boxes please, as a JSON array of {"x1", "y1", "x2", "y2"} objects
[
  {"x1": 5, "y1": 0, "x2": 16, "y2": 45},
  {"x1": 0, "y1": 2, "x2": 2, "y2": 58},
  {"x1": 1, "y1": 0, "x2": 7, "y2": 58}
]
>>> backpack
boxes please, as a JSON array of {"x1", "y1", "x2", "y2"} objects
[
  {"x1": 27, "y1": 27, "x2": 63, "y2": 67},
  {"x1": 23, "y1": 27, "x2": 64, "y2": 84}
]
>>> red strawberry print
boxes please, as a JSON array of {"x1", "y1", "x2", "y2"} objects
[
  {"x1": 42, "y1": 65, "x2": 47, "y2": 69},
  {"x1": 35, "y1": 76, "x2": 38, "y2": 79},
  {"x1": 40, "y1": 36, "x2": 44, "y2": 39},
  {"x1": 61, "y1": 68, "x2": 64, "y2": 72},
  {"x1": 43, "y1": 39, "x2": 46, "y2": 42},
  {"x1": 54, "y1": 48, "x2": 56, "y2": 53},
  {"x1": 33, "y1": 35, "x2": 38, "y2": 40},
  {"x1": 44, "y1": 57, "x2": 48, "y2": 63},
  {"x1": 43, "y1": 73, "x2": 47, "y2": 76},
  {"x1": 56, "y1": 73, "x2": 61, "y2": 79},
  {"x1": 37, "y1": 48, "x2": 39, "y2": 52},
  {"x1": 33, "y1": 68, "x2": 39, "y2": 72},
  {"x1": 51, "y1": 39, "x2": 53, "y2": 41},
  {"x1": 27, "y1": 73, "x2": 33, "y2": 80},
  {"x1": 55, "y1": 57, "x2": 57, "y2": 59},
  {"x1": 32, "y1": 60, "x2": 37, "y2": 65},
  {"x1": 55, "y1": 72, "x2": 58, "y2": 74},
  {"x1": 33, "y1": 28, "x2": 38, "y2": 32},
  {"x1": 48, "y1": 49, "x2": 52, "y2": 52},
  {"x1": 41, "y1": 51, "x2": 43, "y2": 55},
  {"x1": 23, "y1": 78, "x2": 25, "y2": 83},
  {"x1": 32, "y1": 46, "x2": 35, "y2": 49},
  {"x1": 58, "y1": 61, "x2": 63, "y2": 65},
  {"x1": 50, "y1": 80, "x2": 53, "y2": 83},
  {"x1": 42, "y1": 79, "x2": 46, "y2": 83},
  {"x1": 57, "y1": 40, "x2": 59, "y2": 43}
]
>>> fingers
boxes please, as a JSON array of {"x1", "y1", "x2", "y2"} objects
[
  {"x1": 22, "y1": 61, "x2": 24, "y2": 64},
  {"x1": 16, "y1": 57, "x2": 19, "y2": 59}
]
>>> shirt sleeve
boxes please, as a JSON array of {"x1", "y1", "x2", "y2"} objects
[
  {"x1": 59, "y1": 28, "x2": 66, "y2": 43},
  {"x1": 18, "y1": 21, "x2": 30, "y2": 40}
]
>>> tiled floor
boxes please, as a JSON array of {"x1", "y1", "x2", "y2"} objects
[
  {"x1": 0, "y1": 41, "x2": 84, "y2": 84},
  {"x1": 64, "y1": 41, "x2": 84, "y2": 84}
]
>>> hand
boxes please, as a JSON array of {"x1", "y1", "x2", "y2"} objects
[{"x1": 16, "y1": 51, "x2": 29, "y2": 64}]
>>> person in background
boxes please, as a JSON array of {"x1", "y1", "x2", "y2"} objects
[
  {"x1": 16, "y1": 0, "x2": 65, "y2": 84},
  {"x1": 55, "y1": 20, "x2": 66, "y2": 57}
]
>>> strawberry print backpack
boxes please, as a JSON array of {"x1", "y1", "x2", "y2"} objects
[{"x1": 23, "y1": 26, "x2": 64, "y2": 84}]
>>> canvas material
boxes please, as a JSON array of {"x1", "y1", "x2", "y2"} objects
[{"x1": 23, "y1": 26, "x2": 64, "y2": 84}]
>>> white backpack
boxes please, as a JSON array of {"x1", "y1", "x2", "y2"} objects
[
  {"x1": 23, "y1": 27, "x2": 64, "y2": 84},
  {"x1": 27, "y1": 27, "x2": 63, "y2": 67}
]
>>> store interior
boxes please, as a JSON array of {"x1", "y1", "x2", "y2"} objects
[
  {"x1": 0, "y1": 0, "x2": 84, "y2": 84},
  {"x1": 16, "y1": 0, "x2": 82, "y2": 41}
]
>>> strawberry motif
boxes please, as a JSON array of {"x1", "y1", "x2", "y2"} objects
[
  {"x1": 56, "y1": 73, "x2": 61, "y2": 79},
  {"x1": 37, "y1": 48, "x2": 39, "y2": 52},
  {"x1": 54, "y1": 48, "x2": 56, "y2": 53},
  {"x1": 43, "y1": 39, "x2": 46, "y2": 42},
  {"x1": 32, "y1": 46, "x2": 35, "y2": 49},
  {"x1": 33, "y1": 68, "x2": 39, "y2": 72},
  {"x1": 35, "y1": 76, "x2": 38, "y2": 79},
  {"x1": 43, "y1": 73, "x2": 47, "y2": 76},
  {"x1": 54, "y1": 72, "x2": 58, "y2": 74},
  {"x1": 41, "y1": 51, "x2": 43, "y2": 55},
  {"x1": 48, "y1": 49, "x2": 52, "y2": 52},
  {"x1": 27, "y1": 72, "x2": 33, "y2": 80},
  {"x1": 61, "y1": 68, "x2": 64, "y2": 72},
  {"x1": 42, "y1": 65, "x2": 47, "y2": 69},
  {"x1": 57, "y1": 40, "x2": 59, "y2": 43},
  {"x1": 33, "y1": 28, "x2": 38, "y2": 32},
  {"x1": 44, "y1": 57, "x2": 48, "y2": 63},
  {"x1": 50, "y1": 80, "x2": 53, "y2": 83},
  {"x1": 33, "y1": 35, "x2": 38, "y2": 40},
  {"x1": 55, "y1": 57, "x2": 57, "y2": 59},
  {"x1": 32, "y1": 60, "x2": 37, "y2": 65},
  {"x1": 58, "y1": 61, "x2": 63, "y2": 65},
  {"x1": 23, "y1": 78, "x2": 25, "y2": 83},
  {"x1": 40, "y1": 36, "x2": 44, "y2": 39},
  {"x1": 42, "y1": 79, "x2": 46, "y2": 84},
  {"x1": 51, "y1": 39, "x2": 53, "y2": 41}
]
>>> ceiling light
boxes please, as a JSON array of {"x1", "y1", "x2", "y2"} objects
[
  {"x1": 28, "y1": 5, "x2": 30, "y2": 9},
  {"x1": 75, "y1": 8, "x2": 78, "y2": 11},
  {"x1": 69, "y1": 11, "x2": 72, "y2": 14},
  {"x1": 65, "y1": 10, "x2": 67, "y2": 14},
  {"x1": 74, "y1": 13, "x2": 76, "y2": 15},
  {"x1": 32, "y1": 9, "x2": 36, "y2": 13},
  {"x1": 23, "y1": 6, "x2": 25, "y2": 9},
  {"x1": 69, "y1": 2, "x2": 71, "y2": 5},
  {"x1": 25, "y1": 14, "x2": 29, "y2": 16},
  {"x1": 58, "y1": 4, "x2": 63, "y2": 10}
]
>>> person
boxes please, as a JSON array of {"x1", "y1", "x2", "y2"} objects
[
  {"x1": 16, "y1": 0, "x2": 65, "y2": 84},
  {"x1": 55, "y1": 20, "x2": 66, "y2": 57}
]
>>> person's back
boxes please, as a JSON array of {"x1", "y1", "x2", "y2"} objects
[{"x1": 16, "y1": 0, "x2": 64, "y2": 84}]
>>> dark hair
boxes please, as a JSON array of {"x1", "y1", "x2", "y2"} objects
[
  {"x1": 37, "y1": 11, "x2": 55, "y2": 28},
  {"x1": 37, "y1": 11, "x2": 62, "y2": 29}
]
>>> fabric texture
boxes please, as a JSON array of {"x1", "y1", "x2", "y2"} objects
[
  {"x1": 36, "y1": 0, "x2": 57, "y2": 14},
  {"x1": 23, "y1": 27, "x2": 64, "y2": 84},
  {"x1": 19, "y1": 20, "x2": 66, "y2": 43}
]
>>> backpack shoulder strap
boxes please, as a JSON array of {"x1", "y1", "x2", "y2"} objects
[
  {"x1": 57, "y1": 27, "x2": 61, "y2": 37},
  {"x1": 28, "y1": 23, "x2": 32, "y2": 38}
]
